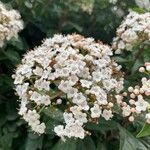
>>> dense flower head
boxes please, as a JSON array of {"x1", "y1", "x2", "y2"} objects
[
  {"x1": 13, "y1": 34, "x2": 124, "y2": 139},
  {"x1": 117, "y1": 63, "x2": 150, "y2": 123},
  {"x1": 77, "y1": 0, "x2": 94, "y2": 14},
  {"x1": 0, "y1": 2, "x2": 23, "y2": 47},
  {"x1": 112, "y1": 11, "x2": 150, "y2": 54},
  {"x1": 109, "y1": 0, "x2": 118, "y2": 4},
  {"x1": 135, "y1": 0, "x2": 150, "y2": 11}
]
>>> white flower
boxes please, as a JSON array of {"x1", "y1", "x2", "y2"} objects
[
  {"x1": 41, "y1": 95, "x2": 51, "y2": 105},
  {"x1": 121, "y1": 29, "x2": 138, "y2": 43},
  {"x1": 67, "y1": 87, "x2": 78, "y2": 98},
  {"x1": 80, "y1": 79, "x2": 92, "y2": 88},
  {"x1": 146, "y1": 113, "x2": 150, "y2": 119},
  {"x1": 63, "y1": 112, "x2": 75, "y2": 125},
  {"x1": 103, "y1": 79, "x2": 117, "y2": 91},
  {"x1": 92, "y1": 71, "x2": 103, "y2": 82},
  {"x1": 135, "y1": 99, "x2": 148, "y2": 112},
  {"x1": 141, "y1": 78, "x2": 150, "y2": 95},
  {"x1": 30, "y1": 91, "x2": 41, "y2": 103},
  {"x1": 58, "y1": 80, "x2": 71, "y2": 93},
  {"x1": 34, "y1": 79, "x2": 50, "y2": 91},
  {"x1": 14, "y1": 74, "x2": 24, "y2": 84},
  {"x1": 30, "y1": 91, "x2": 50, "y2": 105},
  {"x1": 74, "y1": 111, "x2": 87, "y2": 125},
  {"x1": 72, "y1": 92, "x2": 86, "y2": 105},
  {"x1": 16, "y1": 83, "x2": 29, "y2": 98},
  {"x1": 23, "y1": 110, "x2": 45, "y2": 134},
  {"x1": 32, "y1": 123, "x2": 46, "y2": 134},
  {"x1": 54, "y1": 125, "x2": 65, "y2": 137},
  {"x1": 90, "y1": 104, "x2": 102, "y2": 118},
  {"x1": 102, "y1": 109, "x2": 113, "y2": 120},
  {"x1": 122, "y1": 105, "x2": 131, "y2": 117},
  {"x1": 18, "y1": 105, "x2": 27, "y2": 115},
  {"x1": 68, "y1": 75, "x2": 79, "y2": 86},
  {"x1": 33, "y1": 66, "x2": 43, "y2": 76},
  {"x1": 118, "y1": 41, "x2": 125, "y2": 50}
]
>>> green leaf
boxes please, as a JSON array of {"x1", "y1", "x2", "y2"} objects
[
  {"x1": 52, "y1": 139, "x2": 77, "y2": 150},
  {"x1": 45, "y1": 118, "x2": 60, "y2": 134},
  {"x1": 67, "y1": 21, "x2": 83, "y2": 32},
  {"x1": 76, "y1": 137, "x2": 96, "y2": 150},
  {"x1": 97, "y1": 142, "x2": 107, "y2": 150},
  {"x1": 137, "y1": 123, "x2": 150, "y2": 138},
  {"x1": 0, "y1": 111, "x2": 7, "y2": 127},
  {"x1": 0, "y1": 133, "x2": 13, "y2": 150},
  {"x1": 131, "y1": 59, "x2": 143, "y2": 74},
  {"x1": 7, "y1": 37, "x2": 24, "y2": 50},
  {"x1": 25, "y1": 133, "x2": 43, "y2": 150},
  {"x1": 114, "y1": 56, "x2": 129, "y2": 63},
  {"x1": 132, "y1": 7, "x2": 146, "y2": 14},
  {"x1": 4, "y1": 49, "x2": 20, "y2": 64},
  {"x1": 119, "y1": 125, "x2": 147, "y2": 150},
  {"x1": 86, "y1": 119, "x2": 117, "y2": 132},
  {"x1": 43, "y1": 107, "x2": 64, "y2": 122},
  {"x1": 143, "y1": 45, "x2": 150, "y2": 62}
]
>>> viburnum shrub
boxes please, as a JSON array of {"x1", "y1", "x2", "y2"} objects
[
  {"x1": 0, "y1": 2, "x2": 23, "y2": 47},
  {"x1": 13, "y1": 33, "x2": 150, "y2": 140},
  {"x1": 0, "y1": 0, "x2": 150, "y2": 149}
]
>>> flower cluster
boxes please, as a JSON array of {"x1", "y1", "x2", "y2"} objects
[
  {"x1": 0, "y1": 2, "x2": 23, "y2": 47},
  {"x1": 109, "y1": 0, "x2": 118, "y2": 4},
  {"x1": 135, "y1": 0, "x2": 150, "y2": 11},
  {"x1": 76, "y1": 0, "x2": 94, "y2": 14},
  {"x1": 112, "y1": 11, "x2": 150, "y2": 54},
  {"x1": 139, "y1": 62, "x2": 150, "y2": 74},
  {"x1": 13, "y1": 34, "x2": 124, "y2": 139},
  {"x1": 116, "y1": 63, "x2": 150, "y2": 123}
]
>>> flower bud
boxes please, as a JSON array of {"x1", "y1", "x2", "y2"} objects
[{"x1": 139, "y1": 67, "x2": 145, "y2": 73}]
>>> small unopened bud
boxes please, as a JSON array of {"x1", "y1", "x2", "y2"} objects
[
  {"x1": 131, "y1": 108, "x2": 136, "y2": 113},
  {"x1": 122, "y1": 102, "x2": 127, "y2": 107},
  {"x1": 122, "y1": 92, "x2": 127, "y2": 97},
  {"x1": 129, "y1": 116, "x2": 134, "y2": 122},
  {"x1": 129, "y1": 99, "x2": 135, "y2": 105},
  {"x1": 139, "y1": 67, "x2": 145, "y2": 73},
  {"x1": 128, "y1": 87, "x2": 133, "y2": 92},
  {"x1": 108, "y1": 102, "x2": 114, "y2": 108},
  {"x1": 12, "y1": 74, "x2": 16, "y2": 79},
  {"x1": 145, "y1": 91, "x2": 150, "y2": 96},
  {"x1": 117, "y1": 99, "x2": 122, "y2": 105},
  {"x1": 56, "y1": 99, "x2": 62, "y2": 104},
  {"x1": 146, "y1": 66, "x2": 150, "y2": 71},
  {"x1": 145, "y1": 62, "x2": 150, "y2": 66},
  {"x1": 85, "y1": 90, "x2": 90, "y2": 94},
  {"x1": 28, "y1": 90, "x2": 33, "y2": 95},
  {"x1": 146, "y1": 119, "x2": 150, "y2": 124},
  {"x1": 135, "y1": 85, "x2": 140, "y2": 89},
  {"x1": 130, "y1": 93, "x2": 136, "y2": 99},
  {"x1": 133, "y1": 89, "x2": 139, "y2": 95},
  {"x1": 136, "y1": 110, "x2": 141, "y2": 114},
  {"x1": 139, "y1": 88, "x2": 144, "y2": 94},
  {"x1": 142, "y1": 77, "x2": 147, "y2": 82}
]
